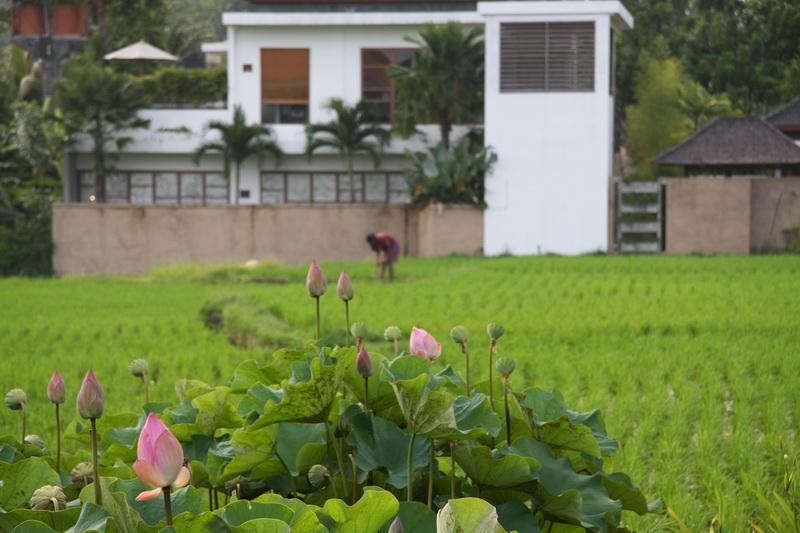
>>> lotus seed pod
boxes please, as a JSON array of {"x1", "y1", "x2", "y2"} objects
[
  {"x1": 308, "y1": 464, "x2": 330, "y2": 490},
  {"x1": 48, "y1": 370, "x2": 66, "y2": 404},
  {"x1": 25, "y1": 434, "x2": 45, "y2": 449},
  {"x1": 388, "y1": 516, "x2": 404, "y2": 533},
  {"x1": 5, "y1": 389, "x2": 26, "y2": 410},
  {"x1": 128, "y1": 359, "x2": 149, "y2": 378},
  {"x1": 336, "y1": 271, "x2": 354, "y2": 301},
  {"x1": 30, "y1": 485, "x2": 66, "y2": 511},
  {"x1": 70, "y1": 462, "x2": 94, "y2": 487},
  {"x1": 486, "y1": 323, "x2": 505, "y2": 340},
  {"x1": 356, "y1": 347, "x2": 373, "y2": 378},
  {"x1": 449, "y1": 325, "x2": 469, "y2": 344},
  {"x1": 495, "y1": 357, "x2": 516, "y2": 378},
  {"x1": 351, "y1": 322, "x2": 369, "y2": 340},
  {"x1": 384, "y1": 326, "x2": 401, "y2": 341},
  {"x1": 306, "y1": 260, "x2": 328, "y2": 298}
]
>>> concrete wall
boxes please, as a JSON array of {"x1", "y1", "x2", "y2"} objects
[
  {"x1": 662, "y1": 178, "x2": 800, "y2": 254},
  {"x1": 52, "y1": 203, "x2": 483, "y2": 275},
  {"x1": 480, "y1": 2, "x2": 633, "y2": 256}
]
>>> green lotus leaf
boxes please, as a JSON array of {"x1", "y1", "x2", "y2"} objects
[
  {"x1": 174, "y1": 379, "x2": 213, "y2": 402},
  {"x1": 296, "y1": 443, "x2": 328, "y2": 476},
  {"x1": 171, "y1": 511, "x2": 229, "y2": 531},
  {"x1": 230, "y1": 359, "x2": 288, "y2": 394},
  {"x1": 452, "y1": 393, "x2": 501, "y2": 438},
  {"x1": 454, "y1": 442, "x2": 537, "y2": 489},
  {"x1": 345, "y1": 411, "x2": 431, "y2": 488},
  {"x1": 508, "y1": 439, "x2": 623, "y2": 530},
  {"x1": 219, "y1": 425, "x2": 280, "y2": 482},
  {"x1": 65, "y1": 502, "x2": 113, "y2": 533},
  {"x1": 0, "y1": 507, "x2": 82, "y2": 532},
  {"x1": 226, "y1": 518, "x2": 292, "y2": 533},
  {"x1": 216, "y1": 500, "x2": 296, "y2": 526},
  {"x1": 11, "y1": 522, "x2": 58, "y2": 533},
  {"x1": 600, "y1": 472, "x2": 649, "y2": 515},
  {"x1": 276, "y1": 422, "x2": 326, "y2": 477},
  {"x1": 495, "y1": 499, "x2": 542, "y2": 533},
  {"x1": 436, "y1": 497, "x2": 509, "y2": 533},
  {"x1": 380, "y1": 355, "x2": 430, "y2": 383},
  {"x1": 207, "y1": 440, "x2": 236, "y2": 487},
  {"x1": 78, "y1": 477, "x2": 150, "y2": 532},
  {"x1": 238, "y1": 384, "x2": 283, "y2": 418},
  {"x1": 343, "y1": 351, "x2": 398, "y2": 412},
  {"x1": 318, "y1": 487, "x2": 399, "y2": 533},
  {"x1": 0, "y1": 457, "x2": 61, "y2": 511},
  {"x1": 249, "y1": 356, "x2": 346, "y2": 427},
  {"x1": 252, "y1": 493, "x2": 328, "y2": 533},
  {"x1": 168, "y1": 398, "x2": 199, "y2": 425},
  {"x1": 0, "y1": 444, "x2": 22, "y2": 464},
  {"x1": 378, "y1": 501, "x2": 436, "y2": 533},
  {"x1": 192, "y1": 386, "x2": 244, "y2": 436}
]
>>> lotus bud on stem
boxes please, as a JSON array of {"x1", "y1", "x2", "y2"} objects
[
  {"x1": 77, "y1": 370, "x2": 105, "y2": 506},
  {"x1": 450, "y1": 326, "x2": 470, "y2": 396},
  {"x1": 337, "y1": 271, "x2": 354, "y2": 346},
  {"x1": 327, "y1": 419, "x2": 350, "y2": 498},
  {"x1": 48, "y1": 371, "x2": 65, "y2": 472},
  {"x1": 384, "y1": 326, "x2": 402, "y2": 356},
  {"x1": 5, "y1": 388, "x2": 27, "y2": 444},
  {"x1": 496, "y1": 357, "x2": 516, "y2": 445},
  {"x1": 486, "y1": 323, "x2": 505, "y2": 410},
  {"x1": 389, "y1": 516, "x2": 404, "y2": 533},
  {"x1": 307, "y1": 260, "x2": 328, "y2": 340},
  {"x1": 128, "y1": 359, "x2": 149, "y2": 404},
  {"x1": 410, "y1": 327, "x2": 441, "y2": 363},
  {"x1": 356, "y1": 347, "x2": 373, "y2": 411}
]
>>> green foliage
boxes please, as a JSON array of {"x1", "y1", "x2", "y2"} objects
[
  {"x1": 388, "y1": 22, "x2": 484, "y2": 149},
  {"x1": 625, "y1": 38, "x2": 690, "y2": 180},
  {"x1": 786, "y1": 226, "x2": 800, "y2": 253},
  {"x1": 403, "y1": 135, "x2": 496, "y2": 209},
  {"x1": 678, "y1": 80, "x2": 740, "y2": 132},
  {"x1": 139, "y1": 66, "x2": 227, "y2": 105}
]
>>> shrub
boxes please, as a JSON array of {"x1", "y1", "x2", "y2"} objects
[{"x1": 140, "y1": 66, "x2": 227, "y2": 106}]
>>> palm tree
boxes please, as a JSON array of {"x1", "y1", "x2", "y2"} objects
[
  {"x1": 387, "y1": 22, "x2": 484, "y2": 149},
  {"x1": 305, "y1": 98, "x2": 391, "y2": 201},
  {"x1": 56, "y1": 63, "x2": 150, "y2": 203},
  {"x1": 193, "y1": 105, "x2": 283, "y2": 205}
]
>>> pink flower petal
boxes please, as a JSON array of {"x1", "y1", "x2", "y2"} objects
[
  {"x1": 134, "y1": 459, "x2": 169, "y2": 489},
  {"x1": 149, "y1": 431, "x2": 184, "y2": 485},
  {"x1": 172, "y1": 466, "x2": 191, "y2": 489},
  {"x1": 136, "y1": 487, "x2": 163, "y2": 501}
]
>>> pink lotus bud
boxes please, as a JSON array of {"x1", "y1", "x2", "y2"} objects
[
  {"x1": 133, "y1": 412, "x2": 191, "y2": 501},
  {"x1": 356, "y1": 347, "x2": 373, "y2": 378},
  {"x1": 76, "y1": 370, "x2": 104, "y2": 420},
  {"x1": 336, "y1": 270, "x2": 354, "y2": 301},
  {"x1": 307, "y1": 260, "x2": 328, "y2": 297},
  {"x1": 48, "y1": 370, "x2": 65, "y2": 405},
  {"x1": 409, "y1": 327, "x2": 441, "y2": 362},
  {"x1": 388, "y1": 516, "x2": 404, "y2": 533}
]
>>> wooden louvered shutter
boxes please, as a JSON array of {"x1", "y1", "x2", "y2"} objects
[{"x1": 500, "y1": 22, "x2": 595, "y2": 92}]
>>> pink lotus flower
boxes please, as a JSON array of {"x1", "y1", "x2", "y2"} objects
[
  {"x1": 76, "y1": 370, "x2": 104, "y2": 419},
  {"x1": 337, "y1": 270, "x2": 354, "y2": 301},
  {"x1": 307, "y1": 259, "x2": 328, "y2": 297},
  {"x1": 409, "y1": 327, "x2": 442, "y2": 362},
  {"x1": 134, "y1": 413, "x2": 191, "y2": 501},
  {"x1": 48, "y1": 370, "x2": 65, "y2": 405},
  {"x1": 356, "y1": 347, "x2": 373, "y2": 378}
]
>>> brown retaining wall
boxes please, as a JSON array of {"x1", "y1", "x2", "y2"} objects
[{"x1": 52, "y1": 203, "x2": 483, "y2": 275}]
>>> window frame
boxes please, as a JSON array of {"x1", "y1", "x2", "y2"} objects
[
  {"x1": 361, "y1": 48, "x2": 416, "y2": 124},
  {"x1": 261, "y1": 48, "x2": 310, "y2": 124}
]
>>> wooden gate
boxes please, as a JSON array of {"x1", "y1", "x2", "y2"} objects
[{"x1": 615, "y1": 180, "x2": 663, "y2": 253}]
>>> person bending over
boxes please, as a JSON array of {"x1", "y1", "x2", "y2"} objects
[{"x1": 366, "y1": 232, "x2": 399, "y2": 281}]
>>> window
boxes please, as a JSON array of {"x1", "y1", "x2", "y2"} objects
[
  {"x1": 78, "y1": 171, "x2": 228, "y2": 204},
  {"x1": 260, "y1": 171, "x2": 408, "y2": 204},
  {"x1": 361, "y1": 49, "x2": 414, "y2": 123},
  {"x1": 500, "y1": 22, "x2": 595, "y2": 92},
  {"x1": 261, "y1": 48, "x2": 309, "y2": 124}
]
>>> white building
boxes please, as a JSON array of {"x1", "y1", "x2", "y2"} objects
[{"x1": 64, "y1": 0, "x2": 632, "y2": 258}]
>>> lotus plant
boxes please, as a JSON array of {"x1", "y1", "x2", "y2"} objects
[
  {"x1": 128, "y1": 359, "x2": 149, "y2": 404},
  {"x1": 47, "y1": 370, "x2": 65, "y2": 471},
  {"x1": 351, "y1": 322, "x2": 368, "y2": 351},
  {"x1": 384, "y1": 326, "x2": 402, "y2": 356},
  {"x1": 4, "y1": 388, "x2": 27, "y2": 443},
  {"x1": 496, "y1": 357, "x2": 516, "y2": 444},
  {"x1": 410, "y1": 327, "x2": 441, "y2": 362},
  {"x1": 389, "y1": 515, "x2": 404, "y2": 533},
  {"x1": 357, "y1": 347, "x2": 373, "y2": 411},
  {"x1": 486, "y1": 323, "x2": 505, "y2": 409},
  {"x1": 134, "y1": 412, "x2": 191, "y2": 526},
  {"x1": 30, "y1": 485, "x2": 66, "y2": 511},
  {"x1": 450, "y1": 326, "x2": 470, "y2": 396},
  {"x1": 77, "y1": 369, "x2": 104, "y2": 505},
  {"x1": 337, "y1": 271, "x2": 354, "y2": 346},
  {"x1": 307, "y1": 260, "x2": 328, "y2": 340}
]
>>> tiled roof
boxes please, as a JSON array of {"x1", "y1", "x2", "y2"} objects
[
  {"x1": 766, "y1": 96, "x2": 800, "y2": 128},
  {"x1": 652, "y1": 117, "x2": 800, "y2": 167}
]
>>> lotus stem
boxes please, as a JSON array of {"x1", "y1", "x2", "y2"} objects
[
  {"x1": 488, "y1": 339, "x2": 496, "y2": 410},
  {"x1": 462, "y1": 341, "x2": 470, "y2": 397},
  {"x1": 364, "y1": 376, "x2": 369, "y2": 412},
  {"x1": 163, "y1": 485, "x2": 173, "y2": 526},
  {"x1": 55, "y1": 404, "x2": 61, "y2": 472},
  {"x1": 21, "y1": 403, "x2": 26, "y2": 444},
  {"x1": 329, "y1": 474, "x2": 339, "y2": 499},
  {"x1": 393, "y1": 337, "x2": 399, "y2": 356},
  {"x1": 504, "y1": 380, "x2": 512, "y2": 445},
  {"x1": 208, "y1": 486, "x2": 213, "y2": 510},
  {"x1": 315, "y1": 296, "x2": 321, "y2": 340},
  {"x1": 407, "y1": 432, "x2": 417, "y2": 502},
  {"x1": 328, "y1": 420, "x2": 350, "y2": 498},
  {"x1": 349, "y1": 454, "x2": 358, "y2": 504},
  {"x1": 450, "y1": 441, "x2": 456, "y2": 499},
  {"x1": 213, "y1": 487, "x2": 219, "y2": 509},
  {"x1": 427, "y1": 439, "x2": 435, "y2": 509},
  {"x1": 50, "y1": 496, "x2": 61, "y2": 511},
  {"x1": 90, "y1": 418, "x2": 101, "y2": 505},
  {"x1": 345, "y1": 301, "x2": 351, "y2": 347},
  {"x1": 144, "y1": 373, "x2": 149, "y2": 404}
]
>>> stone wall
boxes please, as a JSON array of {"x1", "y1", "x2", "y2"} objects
[{"x1": 52, "y1": 203, "x2": 483, "y2": 275}]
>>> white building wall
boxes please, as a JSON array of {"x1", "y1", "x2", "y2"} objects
[{"x1": 480, "y1": 2, "x2": 631, "y2": 255}]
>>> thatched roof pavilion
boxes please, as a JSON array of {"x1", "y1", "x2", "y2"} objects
[
  {"x1": 766, "y1": 96, "x2": 800, "y2": 140},
  {"x1": 651, "y1": 117, "x2": 800, "y2": 176}
]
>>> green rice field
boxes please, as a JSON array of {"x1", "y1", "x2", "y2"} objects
[{"x1": 2, "y1": 254, "x2": 800, "y2": 531}]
